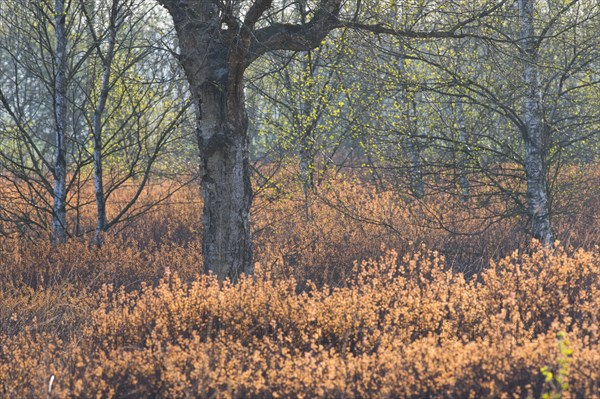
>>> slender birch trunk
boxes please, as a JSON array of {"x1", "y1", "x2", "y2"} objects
[
  {"x1": 52, "y1": 0, "x2": 68, "y2": 244},
  {"x1": 519, "y1": 0, "x2": 554, "y2": 245},
  {"x1": 297, "y1": 6, "x2": 315, "y2": 200},
  {"x1": 397, "y1": 54, "x2": 424, "y2": 198},
  {"x1": 456, "y1": 99, "x2": 470, "y2": 202},
  {"x1": 298, "y1": 53, "x2": 315, "y2": 220},
  {"x1": 405, "y1": 96, "x2": 424, "y2": 199},
  {"x1": 92, "y1": 2, "x2": 118, "y2": 245},
  {"x1": 299, "y1": 143, "x2": 314, "y2": 221}
]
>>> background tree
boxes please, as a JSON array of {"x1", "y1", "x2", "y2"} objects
[
  {"x1": 53, "y1": 0, "x2": 69, "y2": 243},
  {"x1": 345, "y1": 0, "x2": 600, "y2": 242},
  {"x1": 247, "y1": 29, "x2": 369, "y2": 219},
  {"x1": 0, "y1": 0, "x2": 192, "y2": 241}
]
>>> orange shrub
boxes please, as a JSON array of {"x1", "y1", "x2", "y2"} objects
[
  {"x1": 0, "y1": 167, "x2": 599, "y2": 398},
  {"x1": 1, "y1": 245, "x2": 599, "y2": 398}
]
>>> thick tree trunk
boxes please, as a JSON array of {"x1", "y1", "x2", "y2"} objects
[
  {"x1": 171, "y1": 7, "x2": 253, "y2": 280},
  {"x1": 52, "y1": 0, "x2": 68, "y2": 244},
  {"x1": 519, "y1": 0, "x2": 554, "y2": 245},
  {"x1": 158, "y1": 0, "x2": 341, "y2": 280},
  {"x1": 190, "y1": 80, "x2": 253, "y2": 281}
]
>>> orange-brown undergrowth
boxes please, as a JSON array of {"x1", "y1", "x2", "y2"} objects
[{"x1": 0, "y1": 171, "x2": 599, "y2": 398}]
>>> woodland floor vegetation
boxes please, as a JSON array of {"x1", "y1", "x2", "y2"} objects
[
  {"x1": 2, "y1": 1, "x2": 600, "y2": 397},
  {"x1": 0, "y1": 168, "x2": 599, "y2": 398}
]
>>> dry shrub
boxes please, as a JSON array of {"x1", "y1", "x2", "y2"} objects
[
  {"x1": 1, "y1": 245, "x2": 598, "y2": 398},
  {"x1": 0, "y1": 237, "x2": 202, "y2": 340},
  {"x1": 252, "y1": 174, "x2": 527, "y2": 284},
  {"x1": 1, "y1": 167, "x2": 599, "y2": 398}
]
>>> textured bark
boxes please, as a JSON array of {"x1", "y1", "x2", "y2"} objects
[
  {"x1": 191, "y1": 78, "x2": 254, "y2": 281},
  {"x1": 519, "y1": 0, "x2": 554, "y2": 245},
  {"x1": 158, "y1": 0, "x2": 341, "y2": 281},
  {"x1": 52, "y1": 0, "x2": 68, "y2": 244},
  {"x1": 193, "y1": 88, "x2": 254, "y2": 281},
  {"x1": 162, "y1": 1, "x2": 254, "y2": 281}
]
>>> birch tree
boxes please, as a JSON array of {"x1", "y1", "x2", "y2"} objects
[
  {"x1": 82, "y1": 0, "x2": 191, "y2": 244},
  {"x1": 519, "y1": 0, "x2": 553, "y2": 244},
  {"x1": 370, "y1": 0, "x2": 600, "y2": 242},
  {"x1": 52, "y1": 0, "x2": 69, "y2": 243},
  {"x1": 0, "y1": 0, "x2": 191, "y2": 240},
  {"x1": 85, "y1": 0, "x2": 120, "y2": 244}
]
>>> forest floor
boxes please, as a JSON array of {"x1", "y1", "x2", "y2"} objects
[{"x1": 0, "y1": 169, "x2": 599, "y2": 398}]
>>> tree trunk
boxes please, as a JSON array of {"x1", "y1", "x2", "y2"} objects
[
  {"x1": 158, "y1": 0, "x2": 341, "y2": 280},
  {"x1": 299, "y1": 143, "x2": 314, "y2": 221},
  {"x1": 193, "y1": 81, "x2": 254, "y2": 281},
  {"x1": 407, "y1": 100, "x2": 424, "y2": 199},
  {"x1": 173, "y1": 11, "x2": 253, "y2": 281},
  {"x1": 298, "y1": 61, "x2": 315, "y2": 220},
  {"x1": 397, "y1": 54, "x2": 424, "y2": 198},
  {"x1": 52, "y1": 0, "x2": 68, "y2": 244},
  {"x1": 519, "y1": 0, "x2": 554, "y2": 245},
  {"x1": 93, "y1": 121, "x2": 108, "y2": 244},
  {"x1": 91, "y1": 3, "x2": 118, "y2": 245},
  {"x1": 296, "y1": 9, "x2": 315, "y2": 203},
  {"x1": 456, "y1": 99, "x2": 470, "y2": 202}
]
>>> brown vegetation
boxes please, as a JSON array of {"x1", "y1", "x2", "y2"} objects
[{"x1": 0, "y1": 170, "x2": 599, "y2": 398}]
